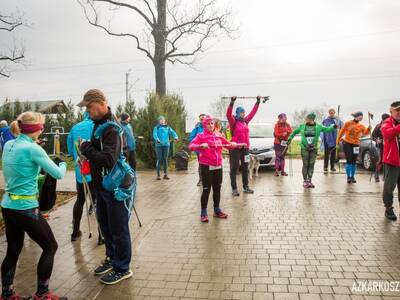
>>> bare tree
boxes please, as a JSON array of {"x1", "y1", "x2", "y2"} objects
[
  {"x1": 291, "y1": 104, "x2": 329, "y2": 128},
  {"x1": 0, "y1": 10, "x2": 26, "y2": 77},
  {"x1": 78, "y1": 0, "x2": 236, "y2": 97},
  {"x1": 210, "y1": 96, "x2": 230, "y2": 119}
]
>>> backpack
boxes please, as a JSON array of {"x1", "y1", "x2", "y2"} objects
[
  {"x1": 38, "y1": 159, "x2": 61, "y2": 211},
  {"x1": 94, "y1": 121, "x2": 137, "y2": 210}
]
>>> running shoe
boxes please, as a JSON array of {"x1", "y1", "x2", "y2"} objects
[
  {"x1": 94, "y1": 257, "x2": 113, "y2": 276},
  {"x1": 100, "y1": 269, "x2": 133, "y2": 285},
  {"x1": 213, "y1": 211, "x2": 228, "y2": 219},
  {"x1": 200, "y1": 215, "x2": 209, "y2": 222},
  {"x1": 32, "y1": 291, "x2": 67, "y2": 300}
]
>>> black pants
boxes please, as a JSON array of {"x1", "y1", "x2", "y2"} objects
[
  {"x1": 72, "y1": 181, "x2": 96, "y2": 233},
  {"x1": 96, "y1": 189, "x2": 131, "y2": 272},
  {"x1": 383, "y1": 164, "x2": 400, "y2": 208},
  {"x1": 127, "y1": 150, "x2": 137, "y2": 171},
  {"x1": 230, "y1": 148, "x2": 249, "y2": 190},
  {"x1": 201, "y1": 165, "x2": 222, "y2": 210},
  {"x1": 1, "y1": 208, "x2": 58, "y2": 293},
  {"x1": 343, "y1": 142, "x2": 358, "y2": 164},
  {"x1": 324, "y1": 143, "x2": 336, "y2": 170}
]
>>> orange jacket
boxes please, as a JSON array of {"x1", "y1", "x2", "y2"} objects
[{"x1": 337, "y1": 120, "x2": 370, "y2": 145}]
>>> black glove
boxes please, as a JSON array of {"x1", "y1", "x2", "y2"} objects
[
  {"x1": 256, "y1": 96, "x2": 261, "y2": 104},
  {"x1": 80, "y1": 141, "x2": 93, "y2": 156},
  {"x1": 230, "y1": 96, "x2": 237, "y2": 103},
  {"x1": 53, "y1": 156, "x2": 65, "y2": 165}
]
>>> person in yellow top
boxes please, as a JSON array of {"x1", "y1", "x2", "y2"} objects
[{"x1": 337, "y1": 112, "x2": 371, "y2": 183}]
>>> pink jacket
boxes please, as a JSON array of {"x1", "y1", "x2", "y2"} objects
[
  {"x1": 226, "y1": 103, "x2": 259, "y2": 148},
  {"x1": 189, "y1": 130, "x2": 232, "y2": 167}
]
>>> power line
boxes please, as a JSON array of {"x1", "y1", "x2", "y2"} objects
[{"x1": 8, "y1": 27, "x2": 400, "y2": 74}]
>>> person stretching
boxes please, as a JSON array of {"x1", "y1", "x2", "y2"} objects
[
  {"x1": 337, "y1": 112, "x2": 371, "y2": 184},
  {"x1": 227, "y1": 96, "x2": 261, "y2": 196},
  {"x1": 273, "y1": 113, "x2": 292, "y2": 176},
  {"x1": 189, "y1": 116, "x2": 243, "y2": 222},
  {"x1": 288, "y1": 113, "x2": 336, "y2": 188}
]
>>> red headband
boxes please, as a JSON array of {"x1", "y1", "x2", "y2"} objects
[{"x1": 19, "y1": 123, "x2": 44, "y2": 134}]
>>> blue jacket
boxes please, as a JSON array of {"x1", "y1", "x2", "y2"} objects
[
  {"x1": 121, "y1": 122, "x2": 136, "y2": 151},
  {"x1": 189, "y1": 123, "x2": 204, "y2": 142},
  {"x1": 1, "y1": 134, "x2": 67, "y2": 210},
  {"x1": 0, "y1": 127, "x2": 15, "y2": 149},
  {"x1": 67, "y1": 117, "x2": 94, "y2": 183},
  {"x1": 322, "y1": 116, "x2": 342, "y2": 147},
  {"x1": 153, "y1": 125, "x2": 178, "y2": 147}
]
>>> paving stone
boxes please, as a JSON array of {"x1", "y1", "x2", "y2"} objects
[{"x1": 1, "y1": 161, "x2": 399, "y2": 299}]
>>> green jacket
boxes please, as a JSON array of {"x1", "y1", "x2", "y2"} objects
[{"x1": 288, "y1": 123, "x2": 335, "y2": 150}]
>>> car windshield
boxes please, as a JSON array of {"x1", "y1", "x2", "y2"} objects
[{"x1": 249, "y1": 124, "x2": 274, "y2": 138}]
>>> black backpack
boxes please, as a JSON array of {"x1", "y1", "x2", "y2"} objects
[{"x1": 38, "y1": 158, "x2": 61, "y2": 211}]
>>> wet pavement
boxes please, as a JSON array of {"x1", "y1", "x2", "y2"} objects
[
  {"x1": 1, "y1": 160, "x2": 400, "y2": 300},
  {"x1": 0, "y1": 171, "x2": 77, "y2": 192}
]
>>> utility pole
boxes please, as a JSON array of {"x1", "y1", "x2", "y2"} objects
[{"x1": 125, "y1": 70, "x2": 130, "y2": 103}]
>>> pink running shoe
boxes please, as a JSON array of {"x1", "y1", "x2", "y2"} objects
[
  {"x1": 213, "y1": 211, "x2": 228, "y2": 219},
  {"x1": 201, "y1": 215, "x2": 209, "y2": 222}
]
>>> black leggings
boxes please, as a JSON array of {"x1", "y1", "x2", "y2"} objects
[
  {"x1": 1, "y1": 208, "x2": 58, "y2": 293},
  {"x1": 73, "y1": 181, "x2": 96, "y2": 233},
  {"x1": 200, "y1": 165, "x2": 223, "y2": 210},
  {"x1": 230, "y1": 148, "x2": 249, "y2": 190},
  {"x1": 343, "y1": 142, "x2": 358, "y2": 164}
]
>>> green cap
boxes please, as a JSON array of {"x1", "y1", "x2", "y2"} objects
[{"x1": 306, "y1": 112, "x2": 316, "y2": 121}]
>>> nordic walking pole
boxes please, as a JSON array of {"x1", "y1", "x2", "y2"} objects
[
  {"x1": 368, "y1": 112, "x2": 375, "y2": 182},
  {"x1": 336, "y1": 105, "x2": 342, "y2": 173},
  {"x1": 82, "y1": 176, "x2": 103, "y2": 240},
  {"x1": 82, "y1": 180, "x2": 93, "y2": 239},
  {"x1": 133, "y1": 206, "x2": 142, "y2": 227},
  {"x1": 221, "y1": 96, "x2": 271, "y2": 103},
  {"x1": 289, "y1": 144, "x2": 293, "y2": 177},
  {"x1": 75, "y1": 142, "x2": 104, "y2": 240}
]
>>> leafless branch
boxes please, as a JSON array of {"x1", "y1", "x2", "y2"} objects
[
  {"x1": 77, "y1": 0, "x2": 154, "y2": 61},
  {"x1": 0, "y1": 15, "x2": 23, "y2": 32},
  {"x1": 92, "y1": 0, "x2": 154, "y2": 26},
  {"x1": 141, "y1": 0, "x2": 156, "y2": 24},
  {"x1": 164, "y1": 0, "x2": 236, "y2": 64},
  {"x1": 0, "y1": 10, "x2": 27, "y2": 78}
]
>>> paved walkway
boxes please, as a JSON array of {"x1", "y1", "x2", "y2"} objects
[
  {"x1": 0, "y1": 171, "x2": 77, "y2": 192},
  {"x1": 1, "y1": 160, "x2": 400, "y2": 300}
]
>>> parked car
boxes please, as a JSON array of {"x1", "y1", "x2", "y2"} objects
[
  {"x1": 338, "y1": 136, "x2": 379, "y2": 170},
  {"x1": 248, "y1": 123, "x2": 276, "y2": 168}
]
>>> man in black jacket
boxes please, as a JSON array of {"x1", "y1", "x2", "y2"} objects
[{"x1": 78, "y1": 89, "x2": 132, "y2": 285}]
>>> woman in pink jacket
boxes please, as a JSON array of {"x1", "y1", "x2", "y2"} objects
[
  {"x1": 190, "y1": 116, "x2": 243, "y2": 222},
  {"x1": 226, "y1": 96, "x2": 261, "y2": 196}
]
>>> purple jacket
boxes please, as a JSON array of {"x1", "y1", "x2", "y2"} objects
[{"x1": 322, "y1": 117, "x2": 341, "y2": 148}]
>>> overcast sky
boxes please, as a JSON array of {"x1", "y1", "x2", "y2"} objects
[{"x1": 1, "y1": 0, "x2": 400, "y2": 124}]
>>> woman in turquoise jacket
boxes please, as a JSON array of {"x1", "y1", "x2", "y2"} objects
[
  {"x1": 152, "y1": 116, "x2": 178, "y2": 180},
  {"x1": 288, "y1": 112, "x2": 336, "y2": 188},
  {"x1": 1, "y1": 112, "x2": 67, "y2": 300}
]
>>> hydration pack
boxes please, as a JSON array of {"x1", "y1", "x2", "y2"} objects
[{"x1": 94, "y1": 121, "x2": 137, "y2": 207}]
